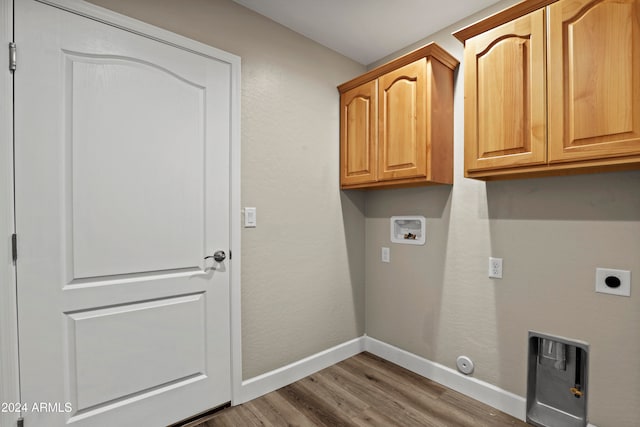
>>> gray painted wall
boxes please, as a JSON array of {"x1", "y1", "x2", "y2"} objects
[
  {"x1": 87, "y1": 0, "x2": 367, "y2": 379},
  {"x1": 86, "y1": 1, "x2": 640, "y2": 425},
  {"x1": 366, "y1": 2, "x2": 640, "y2": 425}
]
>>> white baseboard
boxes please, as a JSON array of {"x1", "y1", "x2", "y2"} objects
[
  {"x1": 363, "y1": 336, "x2": 527, "y2": 421},
  {"x1": 238, "y1": 335, "x2": 597, "y2": 427},
  {"x1": 364, "y1": 336, "x2": 598, "y2": 427},
  {"x1": 238, "y1": 336, "x2": 365, "y2": 404}
]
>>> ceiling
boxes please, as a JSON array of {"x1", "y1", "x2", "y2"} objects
[{"x1": 232, "y1": 0, "x2": 502, "y2": 65}]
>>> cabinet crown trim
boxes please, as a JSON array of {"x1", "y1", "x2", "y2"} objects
[
  {"x1": 337, "y1": 42, "x2": 459, "y2": 93},
  {"x1": 453, "y1": 0, "x2": 558, "y2": 43}
]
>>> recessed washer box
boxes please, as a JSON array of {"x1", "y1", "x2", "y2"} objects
[{"x1": 390, "y1": 216, "x2": 425, "y2": 245}]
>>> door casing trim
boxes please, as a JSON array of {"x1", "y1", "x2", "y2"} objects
[
  {"x1": 0, "y1": 2, "x2": 243, "y2": 424},
  {"x1": 0, "y1": 0, "x2": 20, "y2": 426}
]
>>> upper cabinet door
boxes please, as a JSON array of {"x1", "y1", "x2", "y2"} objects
[
  {"x1": 340, "y1": 80, "x2": 378, "y2": 186},
  {"x1": 548, "y1": 0, "x2": 640, "y2": 163},
  {"x1": 378, "y1": 59, "x2": 427, "y2": 181},
  {"x1": 464, "y1": 10, "x2": 547, "y2": 172}
]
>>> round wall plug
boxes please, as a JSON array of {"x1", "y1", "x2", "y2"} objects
[{"x1": 456, "y1": 355, "x2": 474, "y2": 375}]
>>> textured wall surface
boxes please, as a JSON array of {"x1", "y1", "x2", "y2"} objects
[
  {"x1": 82, "y1": 1, "x2": 640, "y2": 425},
  {"x1": 366, "y1": 2, "x2": 640, "y2": 426},
  {"x1": 87, "y1": 0, "x2": 366, "y2": 379}
]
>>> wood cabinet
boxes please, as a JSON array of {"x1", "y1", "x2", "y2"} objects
[
  {"x1": 455, "y1": 0, "x2": 640, "y2": 180},
  {"x1": 340, "y1": 80, "x2": 378, "y2": 186},
  {"x1": 338, "y1": 44, "x2": 458, "y2": 189},
  {"x1": 462, "y1": 9, "x2": 547, "y2": 173},
  {"x1": 547, "y1": 0, "x2": 640, "y2": 163}
]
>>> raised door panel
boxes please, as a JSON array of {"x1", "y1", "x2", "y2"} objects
[
  {"x1": 15, "y1": 2, "x2": 232, "y2": 425},
  {"x1": 548, "y1": 0, "x2": 640, "y2": 162},
  {"x1": 340, "y1": 81, "x2": 378, "y2": 186},
  {"x1": 68, "y1": 295, "x2": 206, "y2": 411},
  {"x1": 378, "y1": 59, "x2": 427, "y2": 181},
  {"x1": 464, "y1": 10, "x2": 546, "y2": 173},
  {"x1": 69, "y1": 54, "x2": 205, "y2": 278}
]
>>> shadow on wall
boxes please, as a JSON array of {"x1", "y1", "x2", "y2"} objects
[
  {"x1": 485, "y1": 170, "x2": 640, "y2": 221},
  {"x1": 365, "y1": 185, "x2": 453, "y2": 219},
  {"x1": 485, "y1": 170, "x2": 640, "y2": 425},
  {"x1": 364, "y1": 185, "x2": 453, "y2": 360},
  {"x1": 340, "y1": 190, "x2": 367, "y2": 334}
]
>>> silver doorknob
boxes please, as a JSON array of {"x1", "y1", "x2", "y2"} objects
[{"x1": 205, "y1": 250, "x2": 226, "y2": 263}]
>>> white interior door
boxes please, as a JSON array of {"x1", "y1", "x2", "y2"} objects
[{"x1": 14, "y1": 1, "x2": 233, "y2": 425}]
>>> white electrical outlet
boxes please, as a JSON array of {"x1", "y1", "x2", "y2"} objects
[
  {"x1": 381, "y1": 247, "x2": 390, "y2": 263},
  {"x1": 489, "y1": 257, "x2": 503, "y2": 279}
]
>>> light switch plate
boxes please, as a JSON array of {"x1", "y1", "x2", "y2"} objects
[
  {"x1": 595, "y1": 268, "x2": 631, "y2": 297},
  {"x1": 244, "y1": 207, "x2": 256, "y2": 228},
  {"x1": 381, "y1": 247, "x2": 390, "y2": 263}
]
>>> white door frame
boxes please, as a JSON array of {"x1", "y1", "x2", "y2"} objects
[
  {"x1": 0, "y1": 1, "x2": 20, "y2": 427},
  {"x1": 0, "y1": 2, "x2": 243, "y2": 426}
]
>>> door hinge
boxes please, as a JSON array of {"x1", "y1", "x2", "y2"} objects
[
  {"x1": 17, "y1": 417, "x2": 24, "y2": 427},
  {"x1": 9, "y1": 42, "x2": 16, "y2": 72},
  {"x1": 11, "y1": 233, "x2": 17, "y2": 263}
]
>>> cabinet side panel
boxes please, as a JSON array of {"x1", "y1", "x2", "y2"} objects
[{"x1": 427, "y1": 59, "x2": 454, "y2": 184}]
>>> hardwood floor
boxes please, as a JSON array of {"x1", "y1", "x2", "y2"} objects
[{"x1": 189, "y1": 352, "x2": 528, "y2": 426}]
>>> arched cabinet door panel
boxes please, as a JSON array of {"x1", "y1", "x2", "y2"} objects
[
  {"x1": 463, "y1": 9, "x2": 547, "y2": 173},
  {"x1": 340, "y1": 80, "x2": 378, "y2": 186},
  {"x1": 548, "y1": 0, "x2": 640, "y2": 163},
  {"x1": 377, "y1": 59, "x2": 428, "y2": 181}
]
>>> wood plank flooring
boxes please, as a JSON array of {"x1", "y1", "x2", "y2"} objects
[{"x1": 189, "y1": 352, "x2": 528, "y2": 426}]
